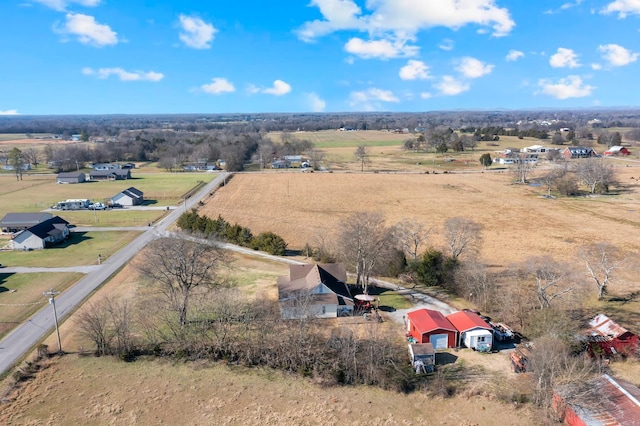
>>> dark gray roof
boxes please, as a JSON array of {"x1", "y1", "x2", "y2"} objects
[
  {"x1": 25, "y1": 216, "x2": 69, "y2": 239},
  {"x1": 89, "y1": 169, "x2": 130, "y2": 178},
  {"x1": 1, "y1": 212, "x2": 53, "y2": 226},
  {"x1": 57, "y1": 172, "x2": 85, "y2": 179},
  {"x1": 123, "y1": 187, "x2": 143, "y2": 197}
]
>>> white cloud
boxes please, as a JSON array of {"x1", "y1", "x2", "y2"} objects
[
  {"x1": 549, "y1": 47, "x2": 581, "y2": 68},
  {"x1": 344, "y1": 37, "x2": 418, "y2": 59},
  {"x1": 178, "y1": 15, "x2": 217, "y2": 49},
  {"x1": 598, "y1": 43, "x2": 639, "y2": 66},
  {"x1": 297, "y1": 0, "x2": 515, "y2": 41},
  {"x1": 263, "y1": 80, "x2": 292, "y2": 96},
  {"x1": 82, "y1": 67, "x2": 163, "y2": 82},
  {"x1": 601, "y1": 0, "x2": 640, "y2": 18},
  {"x1": 0, "y1": 109, "x2": 19, "y2": 115},
  {"x1": 201, "y1": 78, "x2": 235, "y2": 94},
  {"x1": 34, "y1": 0, "x2": 100, "y2": 12},
  {"x1": 57, "y1": 13, "x2": 118, "y2": 46},
  {"x1": 538, "y1": 75, "x2": 594, "y2": 99},
  {"x1": 306, "y1": 92, "x2": 326, "y2": 112},
  {"x1": 439, "y1": 39, "x2": 454, "y2": 51},
  {"x1": 591, "y1": 63, "x2": 603, "y2": 70},
  {"x1": 399, "y1": 60, "x2": 430, "y2": 80},
  {"x1": 456, "y1": 57, "x2": 494, "y2": 78},
  {"x1": 435, "y1": 75, "x2": 470, "y2": 95},
  {"x1": 506, "y1": 50, "x2": 524, "y2": 61},
  {"x1": 420, "y1": 92, "x2": 433, "y2": 99},
  {"x1": 348, "y1": 88, "x2": 399, "y2": 110},
  {"x1": 545, "y1": 0, "x2": 584, "y2": 14}
]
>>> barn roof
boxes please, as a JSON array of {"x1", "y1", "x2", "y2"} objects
[
  {"x1": 588, "y1": 314, "x2": 632, "y2": 339},
  {"x1": 407, "y1": 309, "x2": 457, "y2": 333},
  {"x1": 555, "y1": 374, "x2": 640, "y2": 425},
  {"x1": 446, "y1": 311, "x2": 492, "y2": 333}
]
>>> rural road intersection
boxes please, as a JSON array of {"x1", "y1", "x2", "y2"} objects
[{"x1": 0, "y1": 173, "x2": 229, "y2": 375}]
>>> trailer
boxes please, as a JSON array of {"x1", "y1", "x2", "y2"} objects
[
  {"x1": 55, "y1": 199, "x2": 91, "y2": 210},
  {"x1": 491, "y1": 322, "x2": 515, "y2": 342}
]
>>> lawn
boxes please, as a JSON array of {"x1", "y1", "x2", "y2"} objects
[
  {"x1": 0, "y1": 231, "x2": 141, "y2": 267},
  {"x1": 58, "y1": 210, "x2": 168, "y2": 227},
  {"x1": 0, "y1": 272, "x2": 83, "y2": 339},
  {"x1": 0, "y1": 171, "x2": 217, "y2": 217}
]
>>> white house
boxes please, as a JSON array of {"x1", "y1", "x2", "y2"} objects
[
  {"x1": 447, "y1": 311, "x2": 493, "y2": 352},
  {"x1": 111, "y1": 187, "x2": 144, "y2": 206},
  {"x1": 12, "y1": 216, "x2": 70, "y2": 250}
]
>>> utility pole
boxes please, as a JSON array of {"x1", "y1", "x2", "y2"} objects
[{"x1": 43, "y1": 288, "x2": 63, "y2": 354}]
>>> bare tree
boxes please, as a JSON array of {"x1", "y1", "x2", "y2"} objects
[
  {"x1": 454, "y1": 260, "x2": 496, "y2": 312},
  {"x1": 306, "y1": 148, "x2": 326, "y2": 170},
  {"x1": 443, "y1": 217, "x2": 482, "y2": 259},
  {"x1": 257, "y1": 139, "x2": 275, "y2": 169},
  {"x1": 354, "y1": 145, "x2": 369, "y2": 172},
  {"x1": 337, "y1": 211, "x2": 391, "y2": 293},
  {"x1": 520, "y1": 256, "x2": 574, "y2": 309},
  {"x1": 512, "y1": 155, "x2": 534, "y2": 184},
  {"x1": 76, "y1": 296, "x2": 133, "y2": 356},
  {"x1": 136, "y1": 235, "x2": 229, "y2": 326},
  {"x1": 22, "y1": 147, "x2": 40, "y2": 167},
  {"x1": 579, "y1": 243, "x2": 626, "y2": 300},
  {"x1": 575, "y1": 158, "x2": 617, "y2": 194},
  {"x1": 392, "y1": 219, "x2": 430, "y2": 260}
]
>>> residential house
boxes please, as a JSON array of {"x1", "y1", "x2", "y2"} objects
[
  {"x1": 278, "y1": 263, "x2": 354, "y2": 319},
  {"x1": 563, "y1": 146, "x2": 598, "y2": 159},
  {"x1": 521, "y1": 145, "x2": 550, "y2": 154},
  {"x1": 12, "y1": 216, "x2": 70, "y2": 250},
  {"x1": 493, "y1": 149, "x2": 538, "y2": 165},
  {"x1": 1, "y1": 212, "x2": 53, "y2": 233},
  {"x1": 447, "y1": 311, "x2": 493, "y2": 351},
  {"x1": 92, "y1": 163, "x2": 120, "y2": 170},
  {"x1": 604, "y1": 146, "x2": 631, "y2": 156},
  {"x1": 585, "y1": 313, "x2": 639, "y2": 357},
  {"x1": 283, "y1": 155, "x2": 304, "y2": 168},
  {"x1": 56, "y1": 172, "x2": 86, "y2": 184},
  {"x1": 89, "y1": 169, "x2": 131, "y2": 181},
  {"x1": 553, "y1": 374, "x2": 640, "y2": 425},
  {"x1": 406, "y1": 308, "x2": 457, "y2": 349},
  {"x1": 111, "y1": 187, "x2": 144, "y2": 206}
]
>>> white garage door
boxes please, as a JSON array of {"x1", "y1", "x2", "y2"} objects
[{"x1": 429, "y1": 334, "x2": 448, "y2": 350}]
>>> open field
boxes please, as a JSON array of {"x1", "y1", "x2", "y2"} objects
[
  {"x1": 0, "y1": 172, "x2": 217, "y2": 216},
  {"x1": 0, "y1": 231, "x2": 141, "y2": 267},
  {"x1": 0, "y1": 355, "x2": 540, "y2": 425},
  {"x1": 0, "y1": 272, "x2": 83, "y2": 339},
  {"x1": 200, "y1": 168, "x2": 640, "y2": 265}
]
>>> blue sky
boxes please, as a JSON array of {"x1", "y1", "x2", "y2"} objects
[{"x1": 2, "y1": 0, "x2": 640, "y2": 115}]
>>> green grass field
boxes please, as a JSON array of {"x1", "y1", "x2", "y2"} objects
[
  {"x1": 0, "y1": 272, "x2": 83, "y2": 339},
  {"x1": 0, "y1": 231, "x2": 141, "y2": 267},
  {"x1": 0, "y1": 133, "x2": 55, "y2": 142},
  {"x1": 0, "y1": 172, "x2": 217, "y2": 217}
]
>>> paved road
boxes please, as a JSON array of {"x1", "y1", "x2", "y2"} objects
[{"x1": 0, "y1": 173, "x2": 229, "y2": 375}]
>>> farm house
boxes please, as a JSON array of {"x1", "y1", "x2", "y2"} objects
[
  {"x1": 585, "y1": 314, "x2": 639, "y2": 357},
  {"x1": 12, "y1": 216, "x2": 70, "y2": 250},
  {"x1": 406, "y1": 309, "x2": 457, "y2": 349},
  {"x1": 447, "y1": 311, "x2": 493, "y2": 351}
]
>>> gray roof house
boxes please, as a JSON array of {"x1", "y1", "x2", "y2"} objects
[
  {"x1": 56, "y1": 172, "x2": 86, "y2": 184},
  {"x1": 12, "y1": 216, "x2": 70, "y2": 250},
  {"x1": 278, "y1": 264, "x2": 354, "y2": 319},
  {"x1": 1, "y1": 212, "x2": 53, "y2": 233},
  {"x1": 111, "y1": 187, "x2": 144, "y2": 206},
  {"x1": 89, "y1": 169, "x2": 131, "y2": 181}
]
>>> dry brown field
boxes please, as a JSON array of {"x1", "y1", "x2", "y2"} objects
[{"x1": 200, "y1": 166, "x2": 640, "y2": 267}]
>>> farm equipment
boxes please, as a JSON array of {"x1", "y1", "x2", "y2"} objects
[
  {"x1": 510, "y1": 344, "x2": 533, "y2": 373},
  {"x1": 491, "y1": 321, "x2": 515, "y2": 342}
]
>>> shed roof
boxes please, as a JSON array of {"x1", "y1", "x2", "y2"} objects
[
  {"x1": 588, "y1": 314, "x2": 632, "y2": 339},
  {"x1": 407, "y1": 309, "x2": 457, "y2": 333},
  {"x1": 446, "y1": 311, "x2": 492, "y2": 333},
  {"x1": 556, "y1": 374, "x2": 640, "y2": 425}
]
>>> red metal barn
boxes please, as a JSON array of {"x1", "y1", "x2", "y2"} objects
[
  {"x1": 554, "y1": 374, "x2": 640, "y2": 425},
  {"x1": 586, "y1": 314, "x2": 639, "y2": 358},
  {"x1": 406, "y1": 309, "x2": 457, "y2": 349}
]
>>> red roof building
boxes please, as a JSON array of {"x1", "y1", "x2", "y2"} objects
[
  {"x1": 446, "y1": 311, "x2": 494, "y2": 351},
  {"x1": 554, "y1": 374, "x2": 640, "y2": 425},
  {"x1": 586, "y1": 314, "x2": 639, "y2": 358},
  {"x1": 406, "y1": 309, "x2": 457, "y2": 349},
  {"x1": 604, "y1": 146, "x2": 631, "y2": 156}
]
